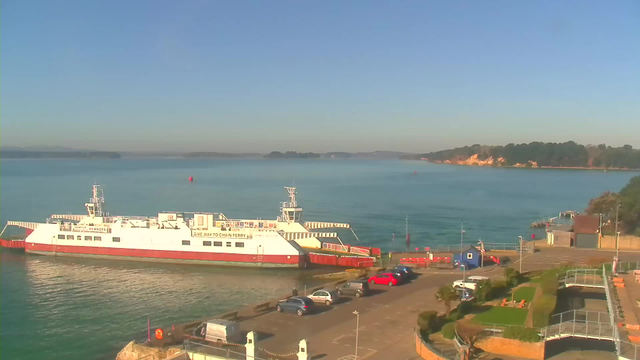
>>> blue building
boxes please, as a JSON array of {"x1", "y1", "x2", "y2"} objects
[{"x1": 453, "y1": 245, "x2": 482, "y2": 269}]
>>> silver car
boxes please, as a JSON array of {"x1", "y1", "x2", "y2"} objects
[{"x1": 307, "y1": 289, "x2": 340, "y2": 306}]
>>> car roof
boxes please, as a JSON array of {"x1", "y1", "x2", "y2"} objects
[{"x1": 468, "y1": 276, "x2": 489, "y2": 280}]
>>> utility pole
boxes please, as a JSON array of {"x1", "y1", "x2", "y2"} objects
[
  {"x1": 615, "y1": 204, "x2": 621, "y2": 260},
  {"x1": 460, "y1": 222, "x2": 465, "y2": 283},
  {"x1": 519, "y1": 236, "x2": 523, "y2": 273}
]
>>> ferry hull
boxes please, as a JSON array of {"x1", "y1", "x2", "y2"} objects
[{"x1": 25, "y1": 243, "x2": 303, "y2": 268}]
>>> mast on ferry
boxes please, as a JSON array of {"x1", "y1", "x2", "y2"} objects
[
  {"x1": 279, "y1": 186, "x2": 303, "y2": 223},
  {"x1": 85, "y1": 184, "x2": 105, "y2": 217}
]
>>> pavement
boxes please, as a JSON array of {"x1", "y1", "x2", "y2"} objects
[
  {"x1": 241, "y1": 272, "x2": 460, "y2": 360},
  {"x1": 180, "y1": 247, "x2": 640, "y2": 360}
]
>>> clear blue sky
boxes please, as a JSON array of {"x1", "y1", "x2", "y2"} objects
[{"x1": 2, "y1": 1, "x2": 639, "y2": 153}]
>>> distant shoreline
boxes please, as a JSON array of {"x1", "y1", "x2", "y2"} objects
[{"x1": 411, "y1": 159, "x2": 640, "y2": 171}]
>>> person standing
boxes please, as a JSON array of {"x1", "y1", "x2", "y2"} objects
[{"x1": 292, "y1": 287, "x2": 298, "y2": 297}]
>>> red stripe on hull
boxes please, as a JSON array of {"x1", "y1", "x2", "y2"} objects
[
  {"x1": 0, "y1": 239, "x2": 26, "y2": 248},
  {"x1": 25, "y1": 243, "x2": 302, "y2": 267}
]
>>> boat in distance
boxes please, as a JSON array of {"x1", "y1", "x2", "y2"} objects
[{"x1": 1, "y1": 185, "x2": 363, "y2": 268}]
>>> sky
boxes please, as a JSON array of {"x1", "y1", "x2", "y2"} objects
[{"x1": 1, "y1": 1, "x2": 639, "y2": 153}]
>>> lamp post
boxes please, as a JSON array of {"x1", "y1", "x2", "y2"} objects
[
  {"x1": 353, "y1": 310, "x2": 360, "y2": 360},
  {"x1": 615, "y1": 204, "x2": 621, "y2": 260},
  {"x1": 518, "y1": 236, "x2": 523, "y2": 273},
  {"x1": 460, "y1": 222, "x2": 465, "y2": 282}
]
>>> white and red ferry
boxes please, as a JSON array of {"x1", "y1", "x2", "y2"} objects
[{"x1": 0, "y1": 185, "x2": 367, "y2": 268}]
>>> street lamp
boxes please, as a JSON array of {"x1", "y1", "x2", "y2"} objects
[
  {"x1": 518, "y1": 236, "x2": 523, "y2": 273},
  {"x1": 615, "y1": 204, "x2": 621, "y2": 260},
  {"x1": 353, "y1": 311, "x2": 360, "y2": 360}
]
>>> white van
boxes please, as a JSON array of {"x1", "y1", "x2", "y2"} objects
[{"x1": 194, "y1": 319, "x2": 242, "y2": 344}]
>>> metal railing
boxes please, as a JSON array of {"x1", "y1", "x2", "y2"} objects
[
  {"x1": 183, "y1": 340, "x2": 256, "y2": 360},
  {"x1": 415, "y1": 329, "x2": 458, "y2": 360},
  {"x1": 559, "y1": 268, "x2": 605, "y2": 288}
]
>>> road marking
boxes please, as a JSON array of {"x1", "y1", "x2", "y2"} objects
[{"x1": 332, "y1": 334, "x2": 349, "y2": 344}]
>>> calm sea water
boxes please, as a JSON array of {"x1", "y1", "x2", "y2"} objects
[{"x1": 1, "y1": 158, "x2": 637, "y2": 359}]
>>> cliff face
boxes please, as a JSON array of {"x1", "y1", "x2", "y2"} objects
[{"x1": 424, "y1": 154, "x2": 539, "y2": 168}]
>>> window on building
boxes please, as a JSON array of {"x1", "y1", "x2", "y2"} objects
[
  {"x1": 77, "y1": 236, "x2": 82, "y2": 240},
  {"x1": 182, "y1": 240, "x2": 190, "y2": 246},
  {"x1": 235, "y1": 242, "x2": 244, "y2": 248},
  {"x1": 466, "y1": 253, "x2": 473, "y2": 259},
  {"x1": 203, "y1": 241, "x2": 212, "y2": 246},
  {"x1": 85, "y1": 236, "x2": 92, "y2": 240},
  {"x1": 198, "y1": 217, "x2": 204, "y2": 226},
  {"x1": 213, "y1": 241, "x2": 222, "y2": 247},
  {"x1": 66, "y1": 235, "x2": 74, "y2": 240},
  {"x1": 113, "y1": 237, "x2": 121, "y2": 242},
  {"x1": 94, "y1": 236, "x2": 102, "y2": 241},
  {"x1": 58, "y1": 235, "x2": 65, "y2": 239},
  {"x1": 226, "y1": 242, "x2": 232, "y2": 247}
]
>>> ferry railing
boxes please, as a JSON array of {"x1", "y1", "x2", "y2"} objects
[{"x1": 183, "y1": 339, "x2": 259, "y2": 360}]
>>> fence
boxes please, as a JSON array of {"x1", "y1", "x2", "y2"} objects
[{"x1": 183, "y1": 340, "x2": 262, "y2": 360}]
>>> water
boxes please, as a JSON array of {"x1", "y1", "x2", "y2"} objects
[{"x1": 0, "y1": 158, "x2": 636, "y2": 359}]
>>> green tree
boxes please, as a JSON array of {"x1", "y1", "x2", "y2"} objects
[
  {"x1": 474, "y1": 280, "x2": 492, "y2": 302},
  {"x1": 435, "y1": 285, "x2": 459, "y2": 315},
  {"x1": 417, "y1": 311, "x2": 438, "y2": 335},
  {"x1": 503, "y1": 267, "x2": 521, "y2": 287}
]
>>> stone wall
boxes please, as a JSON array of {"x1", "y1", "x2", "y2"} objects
[
  {"x1": 475, "y1": 337, "x2": 544, "y2": 360},
  {"x1": 599, "y1": 235, "x2": 640, "y2": 250},
  {"x1": 414, "y1": 333, "x2": 450, "y2": 360}
]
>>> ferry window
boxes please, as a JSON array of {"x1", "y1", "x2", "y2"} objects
[
  {"x1": 85, "y1": 236, "x2": 92, "y2": 240},
  {"x1": 77, "y1": 236, "x2": 82, "y2": 240},
  {"x1": 58, "y1": 235, "x2": 65, "y2": 239},
  {"x1": 113, "y1": 237, "x2": 121, "y2": 242},
  {"x1": 226, "y1": 242, "x2": 231, "y2": 247},
  {"x1": 66, "y1": 235, "x2": 74, "y2": 240},
  {"x1": 235, "y1": 242, "x2": 244, "y2": 248},
  {"x1": 198, "y1": 217, "x2": 204, "y2": 226},
  {"x1": 203, "y1": 241, "x2": 212, "y2": 246},
  {"x1": 213, "y1": 241, "x2": 222, "y2": 247},
  {"x1": 94, "y1": 236, "x2": 102, "y2": 241},
  {"x1": 182, "y1": 240, "x2": 190, "y2": 246}
]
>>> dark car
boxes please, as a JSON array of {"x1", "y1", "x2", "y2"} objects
[
  {"x1": 391, "y1": 266, "x2": 415, "y2": 278},
  {"x1": 337, "y1": 280, "x2": 370, "y2": 297},
  {"x1": 276, "y1": 296, "x2": 316, "y2": 316},
  {"x1": 378, "y1": 268, "x2": 407, "y2": 282}
]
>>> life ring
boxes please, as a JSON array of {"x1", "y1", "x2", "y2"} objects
[{"x1": 155, "y1": 328, "x2": 164, "y2": 340}]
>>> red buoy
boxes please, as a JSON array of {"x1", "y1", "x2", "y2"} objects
[
  {"x1": 155, "y1": 328, "x2": 163, "y2": 340},
  {"x1": 188, "y1": 176, "x2": 193, "y2": 182}
]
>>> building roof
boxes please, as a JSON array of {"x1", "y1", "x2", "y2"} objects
[{"x1": 573, "y1": 215, "x2": 599, "y2": 234}]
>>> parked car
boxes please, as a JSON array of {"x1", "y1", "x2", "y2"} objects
[
  {"x1": 307, "y1": 289, "x2": 340, "y2": 305},
  {"x1": 368, "y1": 272, "x2": 401, "y2": 286},
  {"x1": 391, "y1": 265, "x2": 415, "y2": 278},
  {"x1": 452, "y1": 276, "x2": 490, "y2": 290},
  {"x1": 337, "y1": 280, "x2": 370, "y2": 297},
  {"x1": 276, "y1": 296, "x2": 316, "y2": 316},
  {"x1": 378, "y1": 268, "x2": 407, "y2": 281},
  {"x1": 193, "y1": 319, "x2": 242, "y2": 344}
]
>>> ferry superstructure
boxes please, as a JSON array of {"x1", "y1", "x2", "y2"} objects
[{"x1": 2, "y1": 185, "x2": 357, "y2": 268}]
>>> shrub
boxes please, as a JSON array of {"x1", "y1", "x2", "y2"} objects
[
  {"x1": 457, "y1": 300, "x2": 474, "y2": 317},
  {"x1": 442, "y1": 322, "x2": 456, "y2": 340},
  {"x1": 417, "y1": 311, "x2": 439, "y2": 334},
  {"x1": 503, "y1": 326, "x2": 541, "y2": 342},
  {"x1": 503, "y1": 267, "x2": 521, "y2": 287},
  {"x1": 490, "y1": 280, "x2": 509, "y2": 300},
  {"x1": 475, "y1": 280, "x2": 492, "y2": 302},
  {"x1": 531, "y1": 294, "x2": 557, "y2": 327}
]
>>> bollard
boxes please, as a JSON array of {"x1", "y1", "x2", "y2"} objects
[
  {"x1": 246, "y1": 331, "x2": 256, "y2": 360},
  {"x1": 297, "y1": 339, "x2": 309, "y2": 360}
]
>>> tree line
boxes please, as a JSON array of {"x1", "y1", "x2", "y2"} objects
[
  {"x1": 402, "y1": 141, "x2": 640, "y2": 169},
  {"x1": 586, "y1": 176, "x2": 640, "y2": 235}
]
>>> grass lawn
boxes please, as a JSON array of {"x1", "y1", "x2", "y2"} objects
[
  {"x1": 472, "y1": 306, "x2": 529, "y2": 326},
  {"x1": 513, "y1": 286, "x2": 537, "y2": 302}
]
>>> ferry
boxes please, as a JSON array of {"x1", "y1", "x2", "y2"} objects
[{"x1": 0, "y1": 185, "x2": 366, "y2": 268}]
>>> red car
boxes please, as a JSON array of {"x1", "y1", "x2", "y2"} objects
[{"x1": 368, "y1": 273, "x2": 401, "y2": 286}]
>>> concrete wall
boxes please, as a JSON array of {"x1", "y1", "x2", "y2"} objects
[
  {"x1": 414, "y1": 333, "x2": 449, "y2": 360},
  {"x1": 475, "y1": 337, "x2": 545, "y2": 360},
  {"x1": 599, "y1": 235, "x2": 640, "y2": 250}
]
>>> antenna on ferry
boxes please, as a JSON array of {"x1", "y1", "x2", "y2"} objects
[{"x1": 85, "y1": 184, "x2": 105, "y2": 218}]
